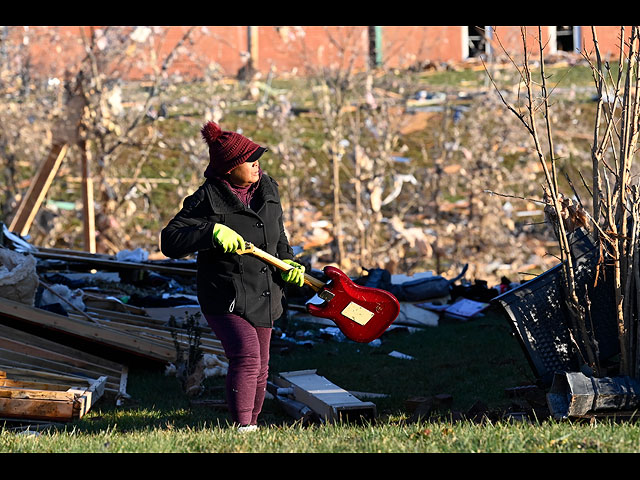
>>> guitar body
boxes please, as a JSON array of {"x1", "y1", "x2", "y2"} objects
[
  {"x1": 307, "y1": 266, "x2": 400, "y2": 343},
  {"x1": 236, "y1": 243, "x2": 400, "y2": 343}
]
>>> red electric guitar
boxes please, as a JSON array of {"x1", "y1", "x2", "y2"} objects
[{"x1": 237, "y1": 242, "x2": 400, "y2": 343}]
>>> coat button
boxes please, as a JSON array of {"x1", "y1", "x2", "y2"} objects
[
  {"x1": 256, "y1": 222, "x2": 264, "y2": 228},
  {"x1": 262, "y1": 290, "x2": 271, "y2": 297},
  {"x1": 260, "y1": 266, "x2": 267, "y2": 273}
]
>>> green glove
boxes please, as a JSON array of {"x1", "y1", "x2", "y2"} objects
[
  {"x1": 212, "y1": 224, "x2": 244, "y2": 253},
  {"x1": 281, "y1": 259, "x2": 305, "y2": 287}
]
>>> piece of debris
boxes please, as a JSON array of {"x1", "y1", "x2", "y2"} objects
[
  {"x1": 0, "y1": 296, "x2": 223, "y2": 363},
  {"x1": 441, "y1": 297, "x2": 490, "y2": 320},
  {"x1": 547, "y1": 371, "x2": 640, "y2": 420},
  {"x1": 273, "y1": 369, "x2": 377, "y2": 424},
  {"x1": 0, "y1": 369, "x2": 107, "y2": 422},
  {"x1": 179, "y1": 353, "x2": 229, "y2": 397},
  {"x1": 388, "y1": 350, "x2": 414, "y2": 360},
  {"x1": 396, "y1": 303, "x2": 439, "y2": 326},
  {"x1": 492, "y1": 228, "x2": 619, "y2": 386},
  {"x1": 0, "y1": 230, "x2": 232, "y2": 425},
  {"x1": 0, "y1": 322, "x2": 129, "y2": 405},
  {"x1": 0, "y1": 247, "x2": 38, "y2": 306},
  {"x1": 416, "y1": 297, "x2": 490, "y2": 321}
]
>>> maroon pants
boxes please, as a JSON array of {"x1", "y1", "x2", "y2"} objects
[{"x1": 204, "y1": 313, "x2": 272, "y2": 426}]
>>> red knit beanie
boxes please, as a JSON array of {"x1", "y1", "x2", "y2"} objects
[{"x1": 201, "y1": 121, "x2": 265, "y2": 177}]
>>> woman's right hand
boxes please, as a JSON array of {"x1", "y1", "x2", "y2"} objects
[{"x1": 213, "y1": 224, "x2": 245, "y2": 253}]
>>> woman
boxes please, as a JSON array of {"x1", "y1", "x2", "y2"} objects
[{"x1": 161, "y1": 121, "x2": 305, "y2": 432}]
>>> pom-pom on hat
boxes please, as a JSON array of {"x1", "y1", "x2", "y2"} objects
[{"x1": 201, "y1": 121, "x2": 266, "y2": 177}]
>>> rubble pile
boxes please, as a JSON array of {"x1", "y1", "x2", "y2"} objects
[{"x1": 0, "y1": 223, "x2": 229, "y2": 425}]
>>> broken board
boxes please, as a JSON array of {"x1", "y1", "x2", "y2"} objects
[
  {"x1": 0, "y1": 296, "x2": 226, "y2": 364},
  {"x1": 0, "y1": 323, "x2": 129, "y2": 403},
  {"x1": 274, "y1": 369, "x2": 376, "y2": 423},
  {"x1": 0, "y1": 369, "x2": 106, "y2": 422}
]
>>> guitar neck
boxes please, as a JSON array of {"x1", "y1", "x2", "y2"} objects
[{"x1": 240, "y1": 244, "x2": 326, "y2": 292}]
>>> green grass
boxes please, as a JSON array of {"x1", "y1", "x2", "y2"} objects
[
  {"x1": 3, "y1": 410, "x2": 640, "y2": 453},
  {"x1": 1, "y1": 420, "x2": 635, "y2": 453},
  {"x1": 3, "y1": 309, "x2": 640, "y2": 453}
]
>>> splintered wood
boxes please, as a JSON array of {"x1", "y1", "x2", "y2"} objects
[
  {"x1": 0, "y1": 323, "x2": 126, "y2": 422},
  {"x1": 0, "y1": 369, "x2": 106, "y2": 422},
  {"x1": 0, "y1": 323, "x2": 128, "y2": 400},
  {"x1": 0, "y1": 295, "x2": 225, "y2": 364}
]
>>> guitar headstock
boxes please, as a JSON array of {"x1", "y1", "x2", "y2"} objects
[{"x1": 236, "y1": 241, "x2": 255, "y2": 255}]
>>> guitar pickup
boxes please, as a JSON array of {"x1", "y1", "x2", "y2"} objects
[{"x1": 318, "y1": 289, "x2": 335, "y2": 302}]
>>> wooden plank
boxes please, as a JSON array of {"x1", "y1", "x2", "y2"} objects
[
  {"x1": 0, "y1": 323, "x2": 128, "y2": 401},
  {"x1": 68, "y1": 376, "x2": 106, "y2": 418},
  {"x1": 0, "y1": 322, "x2": 123, "y2": 373},
  {"x1": 0, "y1": 297, "x2": 178, "y2": 362},
  {"x1": 68, "y1": 311, "x2": 226, "y2": 357},
  {"x1": 0, "y1": 396, "x2": 75, "y2": 421},
  {"x1": 82, "y1": 307, "x2": 212, "y2": 337},
  {"x1": 0, "y1": 386, "x2": 76, "y2": 402},
  {"x1": 0, "y1": 371, "x2": 107, "y2": 421},
  {"x1": 0, "y1": 348, "x2": 121, "y2": 394},
  {"x1": 118, "y1": 366, "x2": 129, "y2": 406},
  {"x1": 8, "y1": 142, "x2": 69, "y2": 236},
  {"x1": 0, "y1": 366, "x2": 99, "y2": 388},
  {"x1": 0, "y1": 336, "x2": 121, "y2": 379},
  {"x1": 85, "y1": 307, "x2": 170, "y2": 327},
  {"x1": 143, "y1": 306, "x2": 204, "y2": 324},
  {"x1": 0, "y1": 377, "x2": 74, "y2": 391},
  {"x1": 79, "y1": 138, "x2": 96, "y2": 253}
]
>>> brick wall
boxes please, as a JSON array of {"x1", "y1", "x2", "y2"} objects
[{"x1": 7, "y1": 26, "x2": 631, "y2": 80}]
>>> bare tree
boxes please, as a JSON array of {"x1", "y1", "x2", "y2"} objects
[
  {"x1": 298, "y1": 27, "x2": 368, "y2": 268},
  {"x1": 487, "y1": 26, "x2": 640, "y2": 378},
  {"x1": 486, "y1": 26, "x2": 601, "y2": 374},
  {"x1": 73, "y1": 26, "x2": 200, "y2": 252},
  {"x1": 583, "y1": 26, "x2": 640, "y2": 376},
  {"x1": 255, "y1": 77, "x2": 306, "y2": 245},
  {"x1": 2, "y1": 26, "x2": 215, "y2": 254}
]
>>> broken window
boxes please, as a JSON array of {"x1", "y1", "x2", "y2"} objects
[
  {"x1": 466, "y1": 26, "x2": 487, "y2": 58},
  {"x1": 556, "y1": 26, "x2": 575, "y2": 52}
]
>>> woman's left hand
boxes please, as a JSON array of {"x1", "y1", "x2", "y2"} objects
[{"x1": 281, "y1": 259, "x2": 305, "y2": 287}]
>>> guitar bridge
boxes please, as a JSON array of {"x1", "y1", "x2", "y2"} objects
[{"x1": 318, "y1": 289, "x2": 335, "y2": 302}]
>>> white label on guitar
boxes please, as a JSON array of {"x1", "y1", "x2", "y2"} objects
[{"x1": 341, "y1": 302, "x2": 374, "y2": 326}]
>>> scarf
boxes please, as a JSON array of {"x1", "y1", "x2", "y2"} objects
[{"x1": 219, "y1": 168, "x2": 263, "y2": 207}]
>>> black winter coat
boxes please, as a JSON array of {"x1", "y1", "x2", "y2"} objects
[{"x1": 160, "y1": 173, "x2": 294, "y2": 327}]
